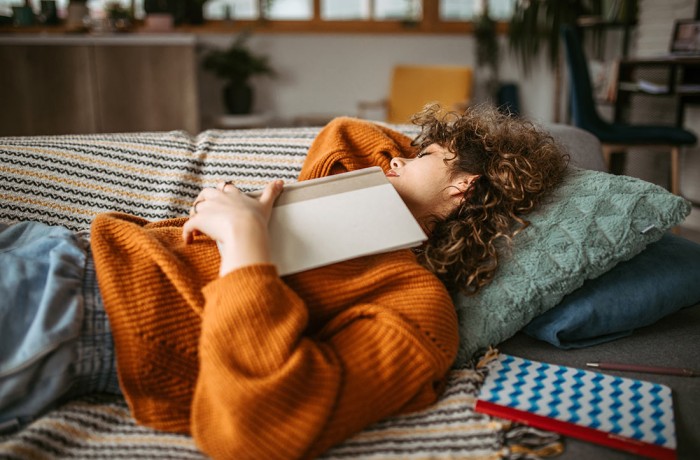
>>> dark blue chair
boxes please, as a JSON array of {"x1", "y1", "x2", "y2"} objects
[{"x1": 561, "y1": 25, "x2": 696, "y2": 195}]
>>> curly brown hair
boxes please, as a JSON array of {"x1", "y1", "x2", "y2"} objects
[{"x1": 410, "y1": 103, "x2": 569, "y2": 295}]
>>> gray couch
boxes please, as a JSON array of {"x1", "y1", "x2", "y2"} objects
[
  {"x1": 501, "y1": 125, "x2": 700, "y2": 460},
  {"x1": 0, "y1": 122, "x2": 697, "y2": 459}
]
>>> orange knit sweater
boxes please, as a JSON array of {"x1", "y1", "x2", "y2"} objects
[{"x1": 91, "y1": 118, "x2": 459, "y2": 460}]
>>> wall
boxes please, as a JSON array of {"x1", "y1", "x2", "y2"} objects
[
  {"x1": 196, "y1": 33, "x2": 556, "y2": 127},
  {"x1": 632, "y1": 0, "x2": 700, "y2": 229}
]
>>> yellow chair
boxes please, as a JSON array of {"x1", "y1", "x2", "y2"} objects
[{"x1": 358, "y1": 65, "x2": 473, "y2": 124}]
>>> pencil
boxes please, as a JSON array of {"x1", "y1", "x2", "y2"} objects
[{"x1": 586, "y1": 362, "x2": 698, "y2": 377}]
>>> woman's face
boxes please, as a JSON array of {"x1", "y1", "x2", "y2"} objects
[{"x1": 385, "y1": 143, "x2": 475, "y2": 225}]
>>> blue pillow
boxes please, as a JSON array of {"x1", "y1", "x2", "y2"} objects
[{"x1": 524, "y1": 233, "x2": 700, "y2": 348}]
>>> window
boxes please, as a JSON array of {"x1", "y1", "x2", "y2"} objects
[
  {"x1": 205, "y1": 0, "x2": 313, "y2": 21},
  {"x1": 322, "y1": 0, "x2": 369, "y2": 21},
  {"x1": 440, "y1": 0, "x2": 477, "y2": 21},
  {"x1": 321, "y1": 0, "x2": 421, "y2": 21},
  {"x1": 268, "y1": 0, "x2": 313, "y2": 20},
  {"x1": 0, "y1": 0, "x2": 140, "y2": 20},
  {"x1": 373, "y1": 0, "x2": 421, "y2": 21},
  {"x1": 0, "y1": 0, "x2": 515, "y2": 32},
  {"x1": 206, "y1": 0, "x2": 257, "y2": 20},
  {"x1": 440, "y1": 0, "x2": 514, "y2": 21}
]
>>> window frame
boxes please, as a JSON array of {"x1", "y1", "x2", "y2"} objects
[
  {"x1": 1, "y1": 0, "x2": 510, "y2": 35},
  {"x1": 183, "y1": 0, "x2": 509, "y2": 35}
]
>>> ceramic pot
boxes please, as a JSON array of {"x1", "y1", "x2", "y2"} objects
[{"x1": 223, "y1": 81, "x2": 253, "y2": 115}]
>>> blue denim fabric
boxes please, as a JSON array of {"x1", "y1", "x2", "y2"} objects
[{"x1": 0, "y1": 222, "x2": 117, "y2": 432}]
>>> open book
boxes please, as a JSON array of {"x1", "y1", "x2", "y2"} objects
[
  {"x1": 241, "y1": 167, "x2": 427, "y2": 276},
  {"x1": 476, "y1": 354, "x2": 677, "y2": 460}
]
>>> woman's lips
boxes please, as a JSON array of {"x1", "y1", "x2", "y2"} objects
[{"x1": 385, "y1": 169, "x2": 399, "y2": 177}]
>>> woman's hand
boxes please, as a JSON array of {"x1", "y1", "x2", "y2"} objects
[{"x1": 182, "y1": 180, "x2": 284, "y2": 277}]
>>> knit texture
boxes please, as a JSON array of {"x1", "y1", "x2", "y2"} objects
[{"x1": 91, "y1": 118, "x2": 458, "y2": 460}]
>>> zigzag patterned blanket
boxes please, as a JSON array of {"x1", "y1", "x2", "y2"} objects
[
  {"x1": 0, "y1": 127, "x2": 555, "y2": 459},
  {"x1": 0, "y1": 369, "x2": 514, "y2": 460},
  {"x1": 0, "y1": 128, "x2": 320, "y2": 230}
]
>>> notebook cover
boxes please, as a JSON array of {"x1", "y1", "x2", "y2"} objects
[
  {"x1": 476, "y1": 354, "x2": 677, "y2": 460},
  {"x1": 243, "y1": 166, "x2": 427, "y2": 276}
]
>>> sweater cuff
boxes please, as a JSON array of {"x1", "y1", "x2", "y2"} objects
[{"x1": 207, "y1": 263, "x2": 279, "y2": 286}]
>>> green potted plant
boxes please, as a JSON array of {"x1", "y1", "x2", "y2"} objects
[
  {"x1": 202, "y1": 31, "x2": 276, "y2": 115},
  {"x1": 507, "y1": 0, "x2": 616, "y2": 72},
  {"x1": 105, "y1": 2, "x2": 133, "y2": 32},
  {"x1": 507, "y1": 0, "x2": 608, "y2": 121},
  {"x1": 474, "y1": 1, "x2": 499, "y2": 101}
]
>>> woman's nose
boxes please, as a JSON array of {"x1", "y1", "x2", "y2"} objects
[{"x1": 390, "y1": 157, "x2": 406, "y2": 169}]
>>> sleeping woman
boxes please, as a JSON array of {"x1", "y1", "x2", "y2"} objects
[{"x1": 0, "y1": 103, "x2": 568, "y2": 459}]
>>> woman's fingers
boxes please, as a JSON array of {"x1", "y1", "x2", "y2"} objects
[
  {"x1": 182, "y1": 180, "x2": 284, "y2": 276},
  {"x1": 188, "y1": 187, "x2": 216, "y2": 217},
  {"x1": 183, "y1": 180, "x2": 284, "y2": 245},
  {"x1": 259, "y1": 180, "x2": 284, "y2": 212},
  {"x1": 217, "y1": 180, "x2": 236, "y2": 192},
  {"x1": 182, "y1": 218, "x2": 198, "y2": 244}
]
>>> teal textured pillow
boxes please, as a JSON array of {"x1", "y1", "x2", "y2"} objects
[{"x1": 452, "y1": 168, "x2": 691, "y2": 364}]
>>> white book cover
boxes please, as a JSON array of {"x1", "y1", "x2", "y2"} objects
[{"x1": 244, "y1": 166, "x2": 427, "y2": 276}]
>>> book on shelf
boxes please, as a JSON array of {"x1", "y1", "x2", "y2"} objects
[
  {"x1": 589, "y1": 59, "x2": 620, "y2": 103},
  {"x1": 606, "y1": 0, "x2": 622, "y2": 22},
  {"x1": 615, "y1": 80, "x2": 672, "y2": 96},
  {"x1": 234, "y1": 166, "x2": 427, "y2": 276},
  {"x1": 637, "y1": 79, "x2": 670, "y2": 94},
  {"x1": 476, "y1": 354, "x2": 677, "y2": 460}
]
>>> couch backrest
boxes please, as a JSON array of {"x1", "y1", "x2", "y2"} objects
[
  {"x1": 546, "y1": 123, "x2": 606, "y2": 171},
  {"x1": 0, "y1": 123, "x2": 605, "y2": 231}
]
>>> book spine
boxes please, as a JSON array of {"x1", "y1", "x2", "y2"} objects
[{"x1": 475, "y1": 400, "x2": 676, "y2": 460}]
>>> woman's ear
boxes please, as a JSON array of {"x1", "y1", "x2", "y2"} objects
[{"x1": 450, "y1": 174, "x2": 480, "y2": 197}]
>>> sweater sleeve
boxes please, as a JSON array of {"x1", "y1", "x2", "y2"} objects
[
  {"x1": 191, "y1": 262, "x2": 458, "y2": 460},
  {"x1": 190, "y1": 119, "x2": 456, "y2": 459},
  {"x1": 297, "y1": 117, "x2": 416, "y2": 181}
]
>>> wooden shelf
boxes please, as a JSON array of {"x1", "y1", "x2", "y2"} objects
[{"x1": 577, "y1": 16, "x2": 637, "y2": 28}]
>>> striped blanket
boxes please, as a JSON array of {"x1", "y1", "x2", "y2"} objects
[
  {"x1": 0, "y1": 369, "x2": 516, "y2": 460},
  {"x1": 0, "y1": 128, "x2": 321, "y2": 231},
  {"x1": 0, "y1": 127, "x2": 556, "y2": 459}
]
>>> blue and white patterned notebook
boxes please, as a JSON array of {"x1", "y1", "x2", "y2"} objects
[{"x1": 476, "y1": 354, "x2": 677, "y2": 460}]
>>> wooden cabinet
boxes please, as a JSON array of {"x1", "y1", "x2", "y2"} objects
[
  {"x1": 0, "y1": 44, "x2": 99, "y2": 135},
  {"x1": 0, "y1": 36, "x2": 199, "y2": 136}
]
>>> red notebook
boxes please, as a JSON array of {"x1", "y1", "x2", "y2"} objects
[{"x1": 475, "y1": 354, "x2": 677, "y2": 460}]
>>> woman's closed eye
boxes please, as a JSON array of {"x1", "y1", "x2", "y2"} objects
[{"x1": 416, "y1": 151, "x2": 430, "y2": 158}]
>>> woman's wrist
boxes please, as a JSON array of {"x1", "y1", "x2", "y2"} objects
[{"x1": 217, "y1": 219, "x2": 271, "y2": 277}]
